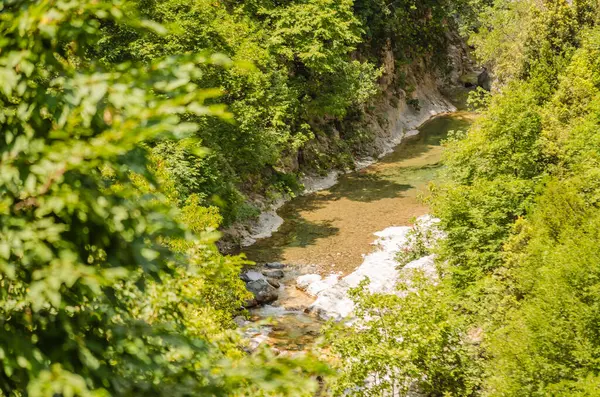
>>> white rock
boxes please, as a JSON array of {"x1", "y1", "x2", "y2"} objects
[
  {"x1": 301, "y1": 171, "x2": 339, "y2": 194},
  {"x1": 405, "y1": 129, "x2": 420, "y2": 138},
  {"x1": 296, "y1": 274, "x2": 322, "y2": 290},
  {"x1": 404, "y1": 255, "x2": 436, "y2": 276},
  {"x1": 355, "y1": 157, "x2": 376, "y2": 170},
  {"x1": 308, "y1": 215, "x2": 440, "y2": 321},
  {"x1": 304, "y1": 274, "x2": 339, "y2": 297},
  {"x1": 249, "y1": 210, "x2": 284, "y2": 240}
]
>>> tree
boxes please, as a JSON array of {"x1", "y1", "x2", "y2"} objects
[
  {"x1": 95, "y1": 0, "x2": 381, "y2": 223},
  {"x1": 0, "y1": 1, "x2": 324, "y2": 395},
  {"x1": 325, "y1": 275, "x2": 482, "y2": 396}
]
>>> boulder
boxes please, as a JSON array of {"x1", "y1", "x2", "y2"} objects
[
  {"x1": 233, "y1": 315, "x2": 248, "y2": 327},
  {"x1": 265, "y1": 262, "x2": 285, "y2": 269},
  {"x1": 266, "y1": 278, "x2": 281, "y2": 289},
  {"x1": 246, "y1": 279, "x2": 278, "y2": 305},
  {"x1": 262, "y1": 269, "x2": 285, "y2": 279},
  {"x1": 405, "y1": 129, "x2": 419, "y2": 138},
  {"x1": 240, "y1": 270, "x2": 264, "y2": 282},
  {"x1": 241, "y1": 270, "x2": 279, "y2": 306},
  {"x1": 262, "y1": 269, "x2": 285, "y2": 278}
]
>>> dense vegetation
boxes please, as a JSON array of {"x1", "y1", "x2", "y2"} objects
[
  {"x1": 0, "y1": 0, "x2": 466, "y2": 395},
  {"x1": 93, "y1": 0, "x2": 470, "y2": 225},
  {"x1": 327, "y1": 0, "x2": 600, "y2": 395},
  {"x1": 4, "y1": 0, "x2": 600, "y2": 395},
  {"x1": 0, "y1": 1, "x2": 333, "y2": 395}
]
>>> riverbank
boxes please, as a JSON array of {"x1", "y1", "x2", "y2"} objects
[
  {"x1": 220, "y1": 75, "x2": 467, "y2": 250},
  {"x1": 243, "y1": 111, "x2": 474, "y2": 275},
  {"x1": 240, "y1": 109, "x2": 475, "y2": 352}
]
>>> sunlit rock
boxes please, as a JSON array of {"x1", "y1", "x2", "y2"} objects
[{"x1": 305, "y1": 215, "x2": 440, "y2": 320}]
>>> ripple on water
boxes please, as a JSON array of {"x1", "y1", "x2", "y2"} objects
[{"x1": 248, "y1": 306, "x2": 324, "y2": 352}]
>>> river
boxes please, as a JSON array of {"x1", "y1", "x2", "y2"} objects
[{"x1": 242, "y1": 109, "x2": 475, "y2": 352}]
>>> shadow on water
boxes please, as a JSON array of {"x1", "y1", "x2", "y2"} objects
[
  {"x1": 244, "y1": 201, "x2": 340, "y2": 264},
  {"x1": 242, "y1": 111, "x2": 475, "y2": 266},
  {"x1": 243, "y1": 175, "x2": 414, "y2": 263},
  {"x1": 271, "y1": 210, "x2": 339, "y2": 249},
  {"x1": 321, "y1": 173, "x2": 413, "y2": 203}
]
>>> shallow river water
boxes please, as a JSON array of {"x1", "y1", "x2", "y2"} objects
[{"x1": 243, "y1": 110, "x2": 475, "y2": 352}]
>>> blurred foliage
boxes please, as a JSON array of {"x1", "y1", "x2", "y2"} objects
[{"x1": 0, "y1": 1, "x2": 327, "y2": 395}]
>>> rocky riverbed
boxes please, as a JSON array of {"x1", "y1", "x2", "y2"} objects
[
  {"x1": 239, "y1": 215, "x2": 443, "y2": 353},
  {"x1": 238, "y1": 111, "x2": 475, "y2": 352}
]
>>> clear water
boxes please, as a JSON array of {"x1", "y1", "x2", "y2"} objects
[
  {"x1": 243, "y1": 112, "x2": 475, "y2": 276},
  {"x1": 243, "y1": 110, "x2": 475, "y2": 352}
]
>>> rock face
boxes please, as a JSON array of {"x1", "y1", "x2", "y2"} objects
[
  {"x1": 459, "y1": 72, "x2": 479, "y2": 88},
  {"x1": 477, "y1": 67, "x2": 491, "y2": 91},
  {"x1": 241, "y1": 270, "x2": 279, "y2": 307}
]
